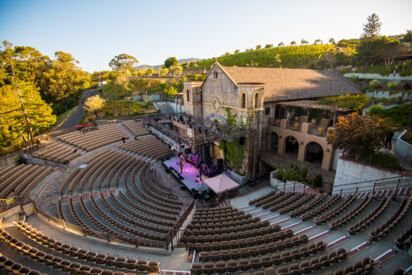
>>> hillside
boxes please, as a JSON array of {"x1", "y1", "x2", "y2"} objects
[{"x1": 186, "y1": 44, "x2": 338, "y2": 69}]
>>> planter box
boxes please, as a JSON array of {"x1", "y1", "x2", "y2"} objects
[{"x1": 226, "y1": 170, "x2": 247, "y2": 185}]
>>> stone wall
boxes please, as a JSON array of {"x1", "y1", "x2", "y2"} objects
[{"x1": 332, "y1": 158, "x2": 402, "y2": 195}]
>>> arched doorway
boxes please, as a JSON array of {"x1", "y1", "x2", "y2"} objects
[
  {"x1": 270, "y1": 132, "x2": 278, "y2": 151},
  {"x1": 304, "y1": 142, "x2": 324, "y2": 166},
  {"x1": 285, "y1": 136, "x2": 299, "y2": 158}
]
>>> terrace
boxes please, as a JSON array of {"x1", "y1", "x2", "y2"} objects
[{"x1": 264, "y1": 100, "x2": 352, "y2": 171}]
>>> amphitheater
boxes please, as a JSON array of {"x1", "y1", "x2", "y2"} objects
[{"x1": 0, "y1": 119, "x2": 411, "y2": 275}]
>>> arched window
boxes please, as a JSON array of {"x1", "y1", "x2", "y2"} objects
[
  {"x1": 241, "y1": 93, "x2": 246, "y2": 109},
  {"x1": 186, "y1": 89, "x2": 190, "y2": 102},
  {"x1": 254, "y1": 93, "x2": 259, "y2": 108}
]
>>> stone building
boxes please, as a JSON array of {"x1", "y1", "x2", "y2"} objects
[{"x1": 182, "y1": 62, "x2": 360, "y2": 179}]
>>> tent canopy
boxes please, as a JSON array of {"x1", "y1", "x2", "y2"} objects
[{"x1": 203, "y1": 173, "x2": 239, "y2": 194}]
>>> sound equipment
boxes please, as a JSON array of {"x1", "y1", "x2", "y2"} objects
[
  {"x1": 217, "y1": 158, "x2": 224, "y2": 168},
  {"x1": 202, "y1": 145, "x2": 212, "y2": 166},
  {"x1": 239, "y1": 136, "x2": 245, "y2": 145}
]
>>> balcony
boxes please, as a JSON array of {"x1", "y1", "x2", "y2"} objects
[{"x1": 269, "y1": 116, "x2": 333, "y2": 138}]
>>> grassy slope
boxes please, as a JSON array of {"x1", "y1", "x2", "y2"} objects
[{"x1": 191, "y1": 44, "x2": 337, "y2": 69}]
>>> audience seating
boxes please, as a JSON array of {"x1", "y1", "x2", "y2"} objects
[
  {"x1": 324, "y1": 257, "x2": 374, "y2": 275},
  {"x1": 348, "y1": 196, "x2": 392, "y2": 235},
  {"x1": 57, "y1": 149, "x2": 187, "y2": 248},
  {"x1": 57, "y1": 123, "x2": 128, "y2": 151},
  {"x1": 119, "y1": 135, "x2": 172, "y2": 159},
  {"x1": 0, "y1": 227, "x2": 160, "y2": 274},
  {"x1": 0, "y1": 164, "x2": 53, "y2": 199},
  {"x1": 395, "y1": 225, "x2": 412, "y2": 249},
  {"x1": 0, "y1": 252, "x2": 45, "y2": 275},
  {"x1": 313, "y1": 195, "x2": 357, "y2": 225},
  {"x1": 329, "y1": 195, "x2": 372, "y2": 230},
  {"x1": 369, "y1": 196, "x2": 412, "y2": 241},
  {"x1": 32, "y1": 140, "x2": 81, "y2": 164},
  {"x1": 300, "y1": 195, "x2": 341, "y2": 220},
  {"x1": 12, "y1": 221, "x2": 160, "y2": 273},
  {"x1": 121, "y1": 120, "x2": 149, "y2": 137}
]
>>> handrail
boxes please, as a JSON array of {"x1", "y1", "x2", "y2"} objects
[
  {"x1": 333, "y1": 175, "x2": 407, "y2": 187},
  {"x1": 333, "y1": 176, "x2": 412, "y2": 196}
]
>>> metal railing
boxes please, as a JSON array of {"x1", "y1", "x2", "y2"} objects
[
  {"x1": 332, "y1": 176, "x2": 412, "y2": 196},
  {"x1": 169, "y1": 200, "x2": 195, "y2": 250}
]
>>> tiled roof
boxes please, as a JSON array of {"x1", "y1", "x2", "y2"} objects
[{"x1": 219, "y1": 64, "x2": 360, "y2": 101}]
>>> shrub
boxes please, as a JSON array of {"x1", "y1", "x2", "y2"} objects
[
  {"x1": 277, "y1": 166, "x2": 301, "y2": 182},
  {"x1": 367, "y1": 104, "x2": 385, "y2": 116},
  {"x1": 387, "y1": 82, "x2": 398, "y2": 90},
  {"x1": 403, "y1": 83, "x2": 411, "y2": 90},
  {"x1": 313, "y1": 174, "x2": 323, "y2": 187},
  {"x1": 369, "y1": 80, "x2": 381, "y2": 89},
  {"x1": 367, "y1": 152, "x2": 403, "y2": 170},
  {"x1": 318, "y1": 94, "x2": 370, "y2": 111}
]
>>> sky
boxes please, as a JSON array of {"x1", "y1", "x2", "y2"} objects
[{"x1": 1, "y1": 0, "x2": 411, "y2": 72}]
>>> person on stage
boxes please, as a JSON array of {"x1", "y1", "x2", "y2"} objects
[{"x1": 178, "y1": 153, "x2": 185, "y2": 174}]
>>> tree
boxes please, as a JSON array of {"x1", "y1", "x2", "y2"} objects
[
  {"x1": 328, "y1": 113, "x2": 391, "y2": 161},
  {"x1": 363, "y1": 13, "x2": 382, "y2": 38},
  {"x1": 164, "y1": 56, "x2": 178, "y2": 68},
  {"x1": 84, "y1": 94, "x2": 105, "y2": 115},
  {"x1": 255, "y1": 44, "x2": 261, "y2": 50},
  {"x1": 0, "y1": 41, "x2": 56, "y2": 147},
  {"x1": 290, "y1": 41, "x2": 297, "y2": 45},
  {"x1": 265, "y1": 44, "x2": 273, "y2": 48},
  {"x1": 158, "y1": 67, "x2": 169, "y2": 77},
  {"x1": 356, "y1": 36, "x2": 406, "y2": 68},
  {"x1": 301, "y1": 39, "x2": 308, "y2": 45},
  {"x1": 109, "y1": 54, "x2": 138, "y2": 71},
  {"x1": 234, "y1": 49, "x2": 240, "y2": 54},
  {"x1": 378, "y1": 40, "x2": 408, "y2": 68},
  {"x1": 278, "y1": 42, "x2": 285, "y2": 46},
  {"x1": 314, "y1": 39, "x2": 323, "y2": 45},
  {"x1": 0, "y1": 82, "x2": 56, "y2": 148},
  {"x1": 169, "y1": 64, "x2": 183, "y2": 76},
  {"x1": 402, "y1": 30, "x2": 412, "y2": 42},
  {"x1": 329, "y1": 38, "x2": 336, "y2": 44},
  {"x1": 163, "y1": 84, "x2": 178, "y2": 97},
  {"x1": 41, "y1": 51, "x2": 90, "y2": 103}
]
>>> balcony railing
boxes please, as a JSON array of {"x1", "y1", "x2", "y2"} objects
[{"x1": 269, "y1": 117, "x2": 333, "y2": 138}]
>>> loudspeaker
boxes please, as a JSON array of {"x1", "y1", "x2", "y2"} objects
[
  {"x1": 217, "y1": 158, "x2": 224, "y2": 168},
  {"x1": 202, "y1": 145, "x2": 212, "y2": 166},
  {"x1": 239, "y1": 136, "x2": 245, "y2": 145}
]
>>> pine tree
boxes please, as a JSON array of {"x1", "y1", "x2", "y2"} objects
[{"x1": 363, "y1": 13, "x2": 382, "y2": 38}]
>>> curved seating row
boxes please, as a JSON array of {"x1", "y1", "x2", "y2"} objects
[
  {"x1": 119, "y1": 135, "x2": 172, "y2": 160},
  {"x1": 0, "y1": 252, "x2": 44, "y2": 275},
  {"x1": 0, "y1": 164, "x2": 53, "y2": 199},
  {"x1": 369, "y1": 196, "x2": 412, "y2": 241},
  {"x1": 57, "y1": 123, "x2": 127, "y2": 151},
  {"x1": 0, "y1": 227, "x2": 159, "y2": 275},
  {"x1": 121, "y1": 120, "x2": 149, "y2": 137},
  {"x1": 395, "y1": 225, "x2": 412, "y2": 249},
  {"x1": 314, "y1": 195, "x2": 357, "y2": 225},
  {"x1": 329, "y1": 195, "x2": 373, "y2": 230},
  {"x1": 13, "y1": 221, "x2": 159, "y2": 272},
  {"x1": 348, "y1": 196, "x2": 391, "y2": 235},
  {"x1": 32, "y1": 140, "x2": 80, "y2": 164}
]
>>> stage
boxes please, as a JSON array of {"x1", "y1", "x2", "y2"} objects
[{"x1": 163, "y1": 157, "x2": 207, "y2": 192}]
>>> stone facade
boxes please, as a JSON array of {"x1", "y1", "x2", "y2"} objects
[
  {"x1": 182, "y1": 62, "x2": 359, "y2": 178},
  {"x1": 183, "y1": 63, "x2": 265, "y2": 178}
]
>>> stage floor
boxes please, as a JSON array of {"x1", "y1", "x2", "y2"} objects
[{"x1": 163, "y1": 157, "x2": 207, "y2": 191}]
